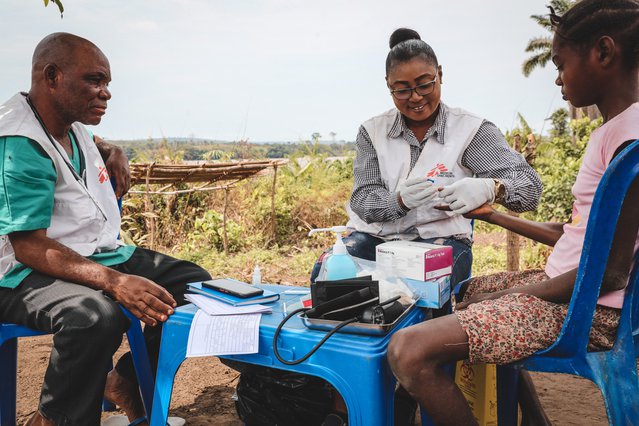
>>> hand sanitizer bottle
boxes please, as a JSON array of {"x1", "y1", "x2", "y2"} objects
[
  {"x1": 308, "y1": 226, "x2": 358, "y2": 280},
  {"x1": 252, "y1": 264, "x2": 261, "y2": 285}
]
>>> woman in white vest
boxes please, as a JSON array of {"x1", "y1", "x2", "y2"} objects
[{"x1": 316, "y1": 28, "x2": 542, "y2": 293}]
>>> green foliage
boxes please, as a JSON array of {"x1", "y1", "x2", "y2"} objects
[
  {"x1": 531, "y1": 114, "x2": 601, "y2": 222},
  {"x1": 238, "y1": 155, "x2": 353, "y2": 247},
  {"x1": 519, "y1": 239, "x2": 552, "y2": 270},
  {"x1": 185, "y1": 210, "x2": 247, "y2": 253},
  {"x1": 471, "y1": 230, "x2": 553, "y2": 275},
  {"x1": 471, "y1": 243, "x2": 507, "y2": 275},
  {"x1": 120, "y1": 197, "x2": 149, "y2": 246}
]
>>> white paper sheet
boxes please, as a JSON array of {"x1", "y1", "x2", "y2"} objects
[
  {"x1": 185, "y1": 293, "x2": 272, "y2": 315},
  {"x1": 186, "y1": 310, "x2": 262, "y2": 357}
]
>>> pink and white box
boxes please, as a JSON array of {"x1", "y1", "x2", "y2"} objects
[{"x1": 375, "y1": 240, "x2": 452, "y2": 281}]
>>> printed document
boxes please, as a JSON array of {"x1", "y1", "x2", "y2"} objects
[{"x1": 186, "y1": 310, "x2": 261, "y2": 357}]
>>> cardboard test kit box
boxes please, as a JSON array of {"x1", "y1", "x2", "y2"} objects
[{"x1": 375, "y1": 240, "x2": 453, "y2": 308}]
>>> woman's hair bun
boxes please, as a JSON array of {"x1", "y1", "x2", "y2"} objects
[{"x1": 389, "y1": 28, "x2": 421, "y2": 49}]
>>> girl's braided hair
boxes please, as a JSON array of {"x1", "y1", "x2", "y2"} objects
[
  {"x1": 385, "y1": 28, "x2": 438, "y2": 75},
  {"x1": 549, "y1": 0, "x2": 639, "y2": 69}
]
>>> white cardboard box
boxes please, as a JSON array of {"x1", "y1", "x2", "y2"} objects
[{"x1": 375, "y1": 240, "x2": 453, "y2": 281}]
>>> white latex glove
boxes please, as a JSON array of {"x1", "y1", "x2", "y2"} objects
[
  {"x1": 397, "y1": 177, "x2": 438, "y2": 210},
  {"x1": 438, "y1": 177, "x2": 495, "y2": 215}
]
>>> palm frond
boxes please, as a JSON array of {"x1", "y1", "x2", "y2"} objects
[
  {"x1": 522, "y1": 51, "x2": 552, "y2": 77},
  {"x1": 529, "y1": 14, "x2": 552, "y2": 30},
  {"x1": 524, "y1": 36, "x2": 552, "y2": 53}
]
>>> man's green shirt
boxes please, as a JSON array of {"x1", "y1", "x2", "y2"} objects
[{"x1": 0, "y1": 134, "x2": 134, "y2": 289}]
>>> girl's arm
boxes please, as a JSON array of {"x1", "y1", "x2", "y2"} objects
[
  {"x1": 463, "y1": 204, "x2": 565, "y2": 246},
  {"x1": 459, "y1": 173, "x2": 639, "y2": 310}
]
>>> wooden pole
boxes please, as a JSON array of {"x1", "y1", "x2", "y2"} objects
[
  {"x1": 223, "y1": 186, "x2": 229, "y2": 255},
  {"x1": 271, "y1": 165, "x2": 278, "y2": 242},
  {"x1": 506, "y1": 135, "x2": 523, "y2": 272},
  {"x1": 145, "y1": 162, "x2": 156, "y2": 250}
]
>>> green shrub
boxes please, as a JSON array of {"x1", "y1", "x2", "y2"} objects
[
  {"x1": 530, "y1": 116, "x2": 601, "y2": 222},
  {"x1": 185, "y1": 210, "x2": 248, "y2": 253}
]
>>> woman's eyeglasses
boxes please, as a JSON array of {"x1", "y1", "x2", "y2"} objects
[{"x1": 389, "y1": 76, "x2": 438, "y2": 100}]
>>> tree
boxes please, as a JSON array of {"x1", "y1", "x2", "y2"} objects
[
  {"x1": 522, "y1": 0, "x2": 600, "y2": 120},
  {"x1": 522, "y1": 0, "x2": 573, "y2": 77}
]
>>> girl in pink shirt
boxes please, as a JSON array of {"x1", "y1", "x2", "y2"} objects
[{"x1": 387, "y1": 1, "x2": 639, "y2": 424}]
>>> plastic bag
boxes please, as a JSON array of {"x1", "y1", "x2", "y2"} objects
[
  {"x1": 234, "y1": 364, "x2": 334, "y2": 426},
  {"x1": 316, "y1": 255, "x2": 415, "y2": 304}
]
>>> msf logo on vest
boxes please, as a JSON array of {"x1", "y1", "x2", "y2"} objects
[
  {"x1": 426, "y1": 163, "x2": 454, "y2": 179},
  {"x1": 97, "y1": 166, "x2": 110, "y2": 184}
]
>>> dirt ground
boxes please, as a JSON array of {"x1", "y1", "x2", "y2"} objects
[{"x1": 14, "y1": 334, "x2": 611, "y2": 426}]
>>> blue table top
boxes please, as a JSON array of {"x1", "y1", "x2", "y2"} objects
[{"x1": 173, "y1": 283, "x2": 425, "y2": 352}]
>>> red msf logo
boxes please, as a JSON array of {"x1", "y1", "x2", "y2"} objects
[
  {"x1": 98, "y1": 166, "x2": 110, "y2": 184},
  {"x1": 426, "y1": 163, "x2": 448, "y2": 178}
]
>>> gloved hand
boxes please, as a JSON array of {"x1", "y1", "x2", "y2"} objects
[
  {"x1": 397, "y1": 177, "x2": 438, "y2": 210},
  {"x1": 438, "y1": 178, "x2": 495, "y2": 215}
]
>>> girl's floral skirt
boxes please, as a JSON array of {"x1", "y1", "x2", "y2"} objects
[{"x1": 455, "y1": 270, "x2": 620, "y2": 364}]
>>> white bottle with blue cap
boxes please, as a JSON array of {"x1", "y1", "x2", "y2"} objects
[{"x1": 309, "y1": 226, "x2": 358, "y2": 280}]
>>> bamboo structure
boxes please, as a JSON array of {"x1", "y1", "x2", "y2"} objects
[
  {"x1": 129, "y1": 160, "x2": 288, "y2": 189},
  {"x1": 126, "y1": 159, "x2": 288, "y2": 250}
]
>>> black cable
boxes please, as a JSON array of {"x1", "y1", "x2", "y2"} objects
[{"x1": 272, "y1": 308, "x2": 359, "y2": 365}]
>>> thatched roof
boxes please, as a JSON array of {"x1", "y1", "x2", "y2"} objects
[{"x1": 129, "y1": 159, "x2": 288, "y2": 194}]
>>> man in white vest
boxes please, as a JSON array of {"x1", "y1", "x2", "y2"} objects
[{"x1": 0, "y1": 33, "x2": 211, "y2": 426}]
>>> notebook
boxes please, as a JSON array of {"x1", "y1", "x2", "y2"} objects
[{"x1": 187, "y1": 281, "x2": 280, "y2": 306}]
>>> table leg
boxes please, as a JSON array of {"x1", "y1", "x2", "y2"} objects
[
  {"x1": 316, "y1": 353, "x2": 396, "y2": 426},
  {"x1": 149, "y1": 321, "x2": 188, "y2": 426}
]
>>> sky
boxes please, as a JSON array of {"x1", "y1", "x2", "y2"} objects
[{"x1": 0, "y1": 0, "x2": 565, "y2": 143}]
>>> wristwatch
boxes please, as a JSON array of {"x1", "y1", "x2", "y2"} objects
[{"x1": 493, "y1": 179, "x2": 506, "y2": 204}]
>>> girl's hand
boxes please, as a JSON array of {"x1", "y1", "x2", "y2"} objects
[
  {"x1": 462, "y1": 203, "x2": 496, "y2": 221},
  {"x1": 456, "y1": 290, "x2": 505, "y2": 311}
]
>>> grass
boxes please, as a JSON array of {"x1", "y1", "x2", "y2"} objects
[
  {"x1": 169, "y1": 229, "x2": 550, "y2": 285},
  {"x1": 174, "y1": 245, "x2": 321, "y2": 287}
]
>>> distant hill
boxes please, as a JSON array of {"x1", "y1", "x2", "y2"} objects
[
  {"x1": 107, "y1": 137, "x2": 351, "y2": 145},
  {"x1": 106, "y1": 138, "x2": 355, "y2": 162}
]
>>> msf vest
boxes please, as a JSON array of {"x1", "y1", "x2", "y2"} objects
[
  {"x1": 347, "y1": 106, "x2": 482, "y2": 240},
  {"x1": 0, "y1": 93, "x2": 122, "y2": 280}
]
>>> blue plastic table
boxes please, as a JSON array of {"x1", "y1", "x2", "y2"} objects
[{"x1": 150, "y1": 284, "x2": 426, "y2": 426}]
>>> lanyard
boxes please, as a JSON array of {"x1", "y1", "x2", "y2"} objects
[{"x1": 23, "y1": 93, "x2": 107, "y2": 221}]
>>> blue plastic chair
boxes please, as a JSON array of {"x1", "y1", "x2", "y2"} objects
[
  {"x1": 0, "y1": 306, "x2": 155, "y2": 425},
  {"x1": 499, "y1": 139, "x2": 639, "y2": 425}
]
